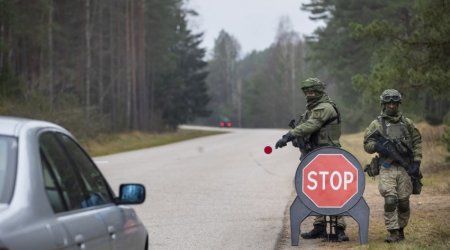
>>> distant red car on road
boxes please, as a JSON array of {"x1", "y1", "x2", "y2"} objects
[{"x1": 219, "y1": 119, "x2": 233, "y2": 128}]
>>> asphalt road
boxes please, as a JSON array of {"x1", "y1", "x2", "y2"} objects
[{"x1": 95, "y1": 126, "x2": 300, "y2": 250}]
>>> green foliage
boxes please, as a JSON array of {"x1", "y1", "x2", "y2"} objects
[
  {"x1": 0, "y1": 91, "x2": 109, "y2": 139},
  {"x1": 0, "y1": 63, "x2": 23, "y2": 98},
  {"x1": 236, "y1": 22, "x2": 306, "y2": 128},
  {"x1": 205, "y1": 30, "x2": 241, "y2": 124},
  {"x1": 0, "y1": 0, "x2": 211, "y2": 133},
  {"x1": 350, "y1": 0, "x2": 450, "y2": 124},
  {"x1": 302, "y1": 0, "x2": 449, "y2": 130},
  {"x1": 351, "y1": 20, "x2": 399, "y2": 39},
  {"x1": 301, "y1": 0, "x2": 401, "y2": 132},
  {"x1": 157, "y1": 7, "x2": 210, "y2": 130},
  {"x1": 240, "y1": 50, "x2": 279, "y2": 127},
  {"x1": 443, "y1": 125, "x2": 450, "y2": 153}
]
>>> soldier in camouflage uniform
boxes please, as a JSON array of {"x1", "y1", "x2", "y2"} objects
[
  {"x1": 275, "y1": 78, "x2": 349, "y2": 242},
  {"x1": 363, "y1": 89, "x2": 422, "y2": 243}
]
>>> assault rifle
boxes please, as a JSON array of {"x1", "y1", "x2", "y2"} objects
[
  {"x1": 366, "y1": 130, "x2": 410, "y2": 169},
  {"x1": 289, "y1": 119, "x2": 312, "y2": 159}
]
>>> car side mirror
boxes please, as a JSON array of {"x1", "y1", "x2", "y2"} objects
[{"x1": 116, "y1": 183, "x2": 146, "y2": 205}]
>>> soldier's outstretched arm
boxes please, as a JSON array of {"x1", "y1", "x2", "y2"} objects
[{"x1": 275, "y1": 131, "x2": 295, "y2": 149}]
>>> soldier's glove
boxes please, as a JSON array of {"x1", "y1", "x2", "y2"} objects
[
  {"x1": 408, "y1": 161, "x2": 420, "y2": 177},
  {"x1": 275, "y1": 131, "x2": 295, "y2": 149},
  {"x1": 374, "y1": 142, "x2": 390, "y2": 157}
]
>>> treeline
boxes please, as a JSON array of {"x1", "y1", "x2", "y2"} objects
[
  {"x1": 0, "y1": 0, "x2": 209, "y2": 137},
  {"x1": 1, "y1": 0, "x2": 449, "y2": 137},
  {"x1": 202, "y1": 17, "x2": 307, "y2": 129},
  {"x1": 202, "y1": 0, "x2": 449, "y2": 132},
  {"x1": 303, "y1": 0, "x2": 450, "y2": 131}
]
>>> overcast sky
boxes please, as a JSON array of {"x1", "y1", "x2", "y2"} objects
[{"x1": 186, "y1": 0, "x2": 323, "y2": 56}]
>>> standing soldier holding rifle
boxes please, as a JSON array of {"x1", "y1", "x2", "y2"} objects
[
  {"x1": 275, "y1": 77, "x2": 348, "y2": 241},
  {"x1": 363, "y1": 89, "x2": 423, "y2": 243}
]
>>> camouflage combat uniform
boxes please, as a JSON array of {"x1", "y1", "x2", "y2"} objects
[
  {"x1": 275, "y1": 78, "x2": 347, "y2": 240},
  {"x1": 291, "y1": 94, "x2": 345, "y2": 229},
  {"x1": 363, "y1": 89, "x2": 422, "y2": 242},
  {"x1": 291, "y1": 95, "x2": 341, "y2": 149}
]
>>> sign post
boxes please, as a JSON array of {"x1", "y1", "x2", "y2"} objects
[{"x1": 290, "y1": 147, "x2": 369, "y2": 245}]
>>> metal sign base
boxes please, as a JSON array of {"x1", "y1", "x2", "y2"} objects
[
  {"x1": 323, "y1": 216, "x2": 340, "y2": 242},
  {"x1": 290, "y1": 196, "x2": 369, "y2": 245}
]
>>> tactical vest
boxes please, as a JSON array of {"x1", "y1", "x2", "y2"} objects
[
  {"x1": 378, "y1": 116, "x2": 414, "y2": 157},
  {"x1": 302, "y1": 103, "x2": 341, "y2": 148}
]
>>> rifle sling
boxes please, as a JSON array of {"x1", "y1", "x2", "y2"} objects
[{"x1": 322, "y1": 104, "x2": 341, "y2": 127}]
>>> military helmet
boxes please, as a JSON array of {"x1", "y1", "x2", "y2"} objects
[
  {"x1": 300, "y1": 77, "x2": 325, "y2": 92},
  {"x1": 380, "y1": 89, "x2": 402, "y2": 104}
]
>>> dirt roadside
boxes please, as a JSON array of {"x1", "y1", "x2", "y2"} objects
[
  {"x1": 275, "y1": 179, "x2": 450, "y2": 250},
  {"x1": 275, "y1": 124, "x2": 450, "y2": 249}
]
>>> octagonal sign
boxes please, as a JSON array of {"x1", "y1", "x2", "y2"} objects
[
  {"x1": 302, "y1": 153, "x2": 358, "y2": 209},
  {"x1": 291, "y1": 147, "x2": 369, "y2": 246}
]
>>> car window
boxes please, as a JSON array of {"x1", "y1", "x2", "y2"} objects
[
  {"x1": 41, "y1": 154, "x2": 68, "y2": 213},
  {"x1": 0, "y1": 135, "x2": 17, "y2": 204},
  {"x1": 39, "y1": 132, "x2": 86, "y2": 211},
  {"x1": 55, "y1": 133, "x2": 113, "y2": 207}
]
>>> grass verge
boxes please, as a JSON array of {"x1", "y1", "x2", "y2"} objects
[
  {"x1": 341, "y1": 122, "x2": 450, "y2": 250},
  {"x1": 80, "y1": 129, "x2": 224, "y2": 157},
  {"x1": 276, "y1": 123, "x2": 450, "y2": 250}
]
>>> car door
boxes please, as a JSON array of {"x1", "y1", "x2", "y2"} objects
[
  {"x1": 53, "y1": 132, "x2": 131, "y2": 250},
  {"x1": 39, "y1": 131, "x2": 111, "y2": 250}
]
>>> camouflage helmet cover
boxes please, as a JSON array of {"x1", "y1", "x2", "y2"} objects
[
  {"x1": 300, "y1": 77, "x2": 325, "y2": 92},
  {"x1": 380, "y1": 89, "x2": 402, "y2": 104}
]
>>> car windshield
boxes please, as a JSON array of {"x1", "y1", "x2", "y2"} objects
[{"x1": 0, "y1": 135, "x2": 17, "y2": 204}]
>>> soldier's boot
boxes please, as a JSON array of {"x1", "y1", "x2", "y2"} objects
[
  {"x1": 301, "y1": 224, "x2": 327, "y2": 239},
  {"x1": 398, "y1": 228, "x2": 405, "y2": 240},
  {"x1": 335, "y1": 226, "x2": 349, "y2": 242},
  {"x1": 385, "y1": 229, "x2": 401, "y2": 243}
]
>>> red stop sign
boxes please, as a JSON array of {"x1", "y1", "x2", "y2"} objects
[{"x1": 302, "y1": 154, "x2": 358, "y2": 208}]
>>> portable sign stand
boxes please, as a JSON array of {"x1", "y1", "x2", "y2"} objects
[{"x1": 290, "y1": 146, "x2": 369, "y2": 245}]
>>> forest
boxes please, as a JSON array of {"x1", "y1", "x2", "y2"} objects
[
  {"x1": 0, "y1": 0, "x2": 449, "y2": 139},
  {"x1": 205, "y1": 0, "x2": 450, "y2": 133},
  {"x1": 0, "y1": 0, "x2": 209, "y2": 137}
]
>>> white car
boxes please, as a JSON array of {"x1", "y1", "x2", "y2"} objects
[{"x1": 0, "y1": 116, "x2": 148, "y2": 250}]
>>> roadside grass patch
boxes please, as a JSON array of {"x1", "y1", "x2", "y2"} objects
[
  {"x1": 345, "y1": 199, "x2": 450, "y2": 250},
  {"x1": 81, "y1": 129, "x2": 224, "y2": 156},
  {"x1": 422, "y1": 168, "x2": 450, "y2": 194},
  {"x1": 330, "y1": 123, "x2": 450, "y2": 250}
]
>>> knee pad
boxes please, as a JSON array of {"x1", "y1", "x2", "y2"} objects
[
  {"x1": 384, "y1": 195, "x2": 397, "y2": 212},
  {"x1": 398, "y1": 198, "x2": 410, "y2": 213}
]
